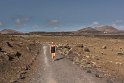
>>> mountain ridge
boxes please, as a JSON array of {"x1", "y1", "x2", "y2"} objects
[
  {"x1": 95, "y1": 25, "x2": 119, "y2": 33},
  {"x1": 0, "y1": 29, "x2": 22, "y2": 34}
]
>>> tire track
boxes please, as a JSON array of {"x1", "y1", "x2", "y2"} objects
[
  {"x1": 27, "y1": 44, "x2": 106, "y2": 83},
  {"x1": 43, "y1": 45, "x2": 57, "y2": 83}
]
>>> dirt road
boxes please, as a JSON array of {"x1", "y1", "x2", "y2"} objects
[{"x1": 25, "y1": 44, "x2": 107, "y2": 83}]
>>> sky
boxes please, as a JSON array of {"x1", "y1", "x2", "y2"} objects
[{"x1": 0, "y1": 0, "x2": 124, "y2": 32}]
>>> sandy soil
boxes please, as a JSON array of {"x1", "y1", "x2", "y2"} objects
[
  {"x1": 1, "y1": 35, "x2": 124, "y2": 83},
  {"x1": 0, "y1": 35, "x2": 40, "y2": 83},
  {"x1": 22, "y1": 44, "x2": 107, "y2": 83}
]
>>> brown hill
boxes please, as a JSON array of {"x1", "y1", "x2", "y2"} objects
[
  {"x1": 95, "y1": 26, "x2": 119, "y2": 33},
  {"x1": 78, "y1": 27, "x2": 97, "y2": 32},
  {"x1": 77, "y1": 27, "x2": 100, "y2": 33},
  {"x1": 0, "y1": 29, "x2": 22, "y2": 34},
  {"x1": 72, "y1": 27, "x2": 102, "y2": 35}
]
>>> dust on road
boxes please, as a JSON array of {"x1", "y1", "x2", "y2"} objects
[{"x1": 26, "y1": 44, "x2": 106, "y2": 83}]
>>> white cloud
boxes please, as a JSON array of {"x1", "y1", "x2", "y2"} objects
[
  {"x1": 89, "y1": 21, "x2": 100, "y2": 27},
  {"x1": 0, "y1": 22, "x2": 4, "y2": 26},
  {"x1": 114, "y1": 20, "x2": 123, "y2": 24},
  {"x1": 32, "y1": 25, "x2": 41, "y2": 30},
  {"x1": 92, "y1": 21, "x2": 99, "y2": 25},
  {"x1": 9, "y1": 16, "x2": 30, "y2": 28},
  {"x1": 112, "y1": 25, "x2": 124, "y2": 30},
  {"x1": 112, "y1": 23, "x2": 117, "y2": 27},
  {"x1": 15, "y1": 17, "x2": 29, "y2": 26},
  {"x1": 111, "y1": 19, "x2": 124, "y2": 30},
  {"x1": 15, "y1": 18, "x2": 21, "y2": 25},
  {"x1": 112, "y1": 19, "x2": 124, "y2": 26},
  {"x1": 50, "y1": 19, "x2": 59, "y2": 23},
  {"x1": 53, "y1": 27, "x2": 59, "y2": 30},
  {"x1": 48, "y1": 19, "x2": 60, "y2": 26},
  {"x1": 118, "y1": 26, "x2": 124, "y2": 30}
]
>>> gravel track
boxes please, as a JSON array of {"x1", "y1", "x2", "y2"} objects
[{"x1": 24, "y1": 44, "x2": 107, "y2": 83}]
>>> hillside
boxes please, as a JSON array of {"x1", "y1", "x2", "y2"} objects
[
  {"x1": 74, "y1": 27, "x2": 101, "y2": 35},
  {"x1": 0, "y1": 29, "x2": 22, "y2": 35},
  {"x1": 78, "y1": 27, "x2": 100, "y2": 33},
  {"x1": 95, "y1": 26, "x2": 119, "y2": 33}
]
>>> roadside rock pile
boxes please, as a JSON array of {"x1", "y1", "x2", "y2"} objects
[
  {"x1": 0, "y1": 36, "x2": 40, "y2": 83},
  {"x1": 102, "y1": 45, "x2": 107, "y2": 49},
  {"x1": 84, "y1": 47, "x2": 90, "y2": 52},
  {"x1": 57, "y1": 44, "x2": 71, "y2": 56}
]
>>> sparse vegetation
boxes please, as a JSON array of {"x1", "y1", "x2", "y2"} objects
[
  {"x1": 0, "y1": 35, "x2": 40, "y2": 83},
  {"x1": 0, "y1": 34, "x2": 124, "y2": 82},
  {"x1": 52, "y1": 35, "x2": 124, "y2": 82}
]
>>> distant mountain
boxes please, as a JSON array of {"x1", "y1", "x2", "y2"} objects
[
  {"x1": 0, "y1": 29, "x2": 22, "y2": 34},
  {"x1": 95, "y1": 26, "x2": 119, "y2": 33},
  {"x1": 78, "y1": 27, "x2": 98, "y2": 32},
  {"x1": 72, "y1": 27, "x2": 101, "y2": 35},
  {"x1": 76, "y1": 27, "x2": 100, "y2": 34}
]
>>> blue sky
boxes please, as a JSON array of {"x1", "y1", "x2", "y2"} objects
[{"x1": 0, "y1": 0, "x2": 124, "y2": 32}]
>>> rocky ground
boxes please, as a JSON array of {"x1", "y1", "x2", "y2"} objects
[
  {"x1": 0, "y1": 35, "x2": 124, "y2": 83},
  {"x1": 0, "y1": 35, "x2": 40, "y2": 83},
  {"x1": 18, "y1": 44, "x2": 107, "y2": 83},
  {"x1": 56, "y1": 36, "x2": 124, "y2": 83}
]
